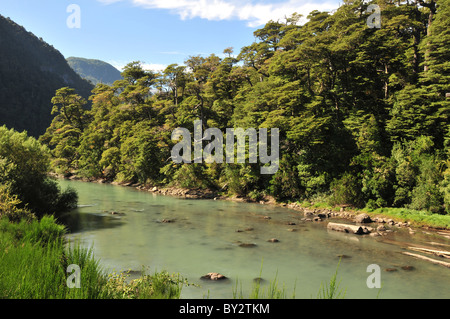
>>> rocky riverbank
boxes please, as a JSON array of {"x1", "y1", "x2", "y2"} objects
[
  {"x1": 60, "y1": 173, "x2": 449, "y2": 234},
  {"x1": 131, "y1": 182, "x2": 438, "y2": 233},
  {"x1": 60, "y1": 173, "x2": 450, "y2": 269}
]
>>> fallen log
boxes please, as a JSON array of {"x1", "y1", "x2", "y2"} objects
[
  {"x1": 402, "y1": 252, "x2": 450, "y2": 268},
  {"x1": 327, "y1": 222, "x2": 371, "y2": 235},
  {"x1": 408, "y1": 246, "x2": 450, "y2": 259},
  {"x1": 428, "y1": 241, "x2": 450, "y2": 248},
  {"x1": 437, "y1": 232, "x2": 450, "y2": 239}
]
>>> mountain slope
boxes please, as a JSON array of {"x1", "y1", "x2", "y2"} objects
[
  {"x1": 0, "y1": 15, "x2": 94, "y2": 137},
  {"x1": 67, "y1": 57, "x2": 123, "y2": 86}
]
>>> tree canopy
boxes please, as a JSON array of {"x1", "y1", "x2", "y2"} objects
[{"x1": 41, "y1": 0, "x2": 450, "y2": 214}]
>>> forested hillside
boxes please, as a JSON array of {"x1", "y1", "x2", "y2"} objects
[
  {"x1": 67, "y1": 57, "x2": 123, "y2": 86},
  {"x1": 41, "y1": 0, "x2": 450, "y2": 214},
  {"x1": 0, "y1": 15, "x2": 93, "y2": 137}
]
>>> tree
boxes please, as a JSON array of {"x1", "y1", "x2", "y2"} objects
[{"x1": 40, "y1": 87, "x2": 88, "y2": 175}]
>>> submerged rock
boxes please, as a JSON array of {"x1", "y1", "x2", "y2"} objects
[
  {"x1": 238, "y1": 242, "x2": 257, "y2": 248},
  {"x1": 110, "y1": 211, "x2": 126, "y2": 216},
  {"x1": 267, "y1": 238, "x2": 279, "y2": 243},
  {"x1": 253, "y1": 277, "x2": 265, "y2": 284},
  {"x1": 385, "y1": 268, "x2": 397, "y2": 272},
  {"x1": 401, "y1": 265, "x2": 415, "y2": 271}
]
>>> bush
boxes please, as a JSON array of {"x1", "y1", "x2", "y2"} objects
[
  {"x1": 172, "y1": 164, "x2": 212, "y2": 189},
  {"x1": 329, "y1": 172, "x2": 364, "y2": 208},
  {"x1": 222, "y1": 163, "x2": 260, "y2": 196},
  {"x1": 269, "y1": 155, "x2": 303, "y2": 201},
  {"x1": 0, "y1": 185, "x2": 35, "y2": 222},
  {"x1": 0, "y1": 126, "x2": 78, "y2": 218}
]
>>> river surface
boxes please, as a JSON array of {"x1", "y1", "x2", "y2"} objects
[{"x1": 59, "y1": 179, "x2": 450, "y2": 299}]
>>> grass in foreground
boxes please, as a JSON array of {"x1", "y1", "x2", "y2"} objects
[
  {"x1": 0, "y1": 216, "x2": 187, "y2": 299},
  {"x1": 316, "y1": 258, "x2": 346, "y2": 299},
  {"x1": 232, "y1": 260, "x2": 345, "y2": 299},
  {"x1": 1, "y1": 216, "x2": 349, "y2": 299}
]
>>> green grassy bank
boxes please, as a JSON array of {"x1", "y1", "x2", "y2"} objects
[
  {"x1": 0, "y1": 216, "x2": 186, "y2": 299},
  {"x1": 294, "y1": 199, "x2": 450, "y2": 230}
]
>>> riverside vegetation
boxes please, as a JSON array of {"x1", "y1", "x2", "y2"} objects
[
  {"x1": 0, "y1": 127, "x2": 187, "y2": 299},
  {"x1": 0, "y1": 125, "x2": 351, "y2": 299}
]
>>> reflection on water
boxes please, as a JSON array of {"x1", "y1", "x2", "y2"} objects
[{"x1": 60, "y1": 179, "x2": 450, "y2": 299}]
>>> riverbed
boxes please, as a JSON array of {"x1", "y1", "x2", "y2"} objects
[{"x1": 60, "y1": 179, "x2": 450, "y2": 299}]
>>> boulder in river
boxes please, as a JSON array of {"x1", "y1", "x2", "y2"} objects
[
  {"x1": 201, "y1": 273, "x2": 227, "y2": 281},
  {"x1": 355, "y1": 213, "x2": 372, "y2": 223}
]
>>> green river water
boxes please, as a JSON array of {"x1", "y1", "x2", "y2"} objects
[{"x1": 59, "y1": 179, "x2": 450, "y2": 299}]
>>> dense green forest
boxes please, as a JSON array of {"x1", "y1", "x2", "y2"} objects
[
  {"x1": 67, "y1": 57, "x2": 123, "y2": 86},
  {"x1": 40, "y1": 0, "x2": 450, "y2": 214},
  {"x1": 0, "y1": 15, "x2": 93, "y2": 137}
]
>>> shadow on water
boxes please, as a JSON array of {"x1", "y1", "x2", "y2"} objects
[{"x1": 60, "y1": 209, "x2": 126, "y2": 233}]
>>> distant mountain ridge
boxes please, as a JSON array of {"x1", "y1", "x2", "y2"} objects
[
  {"x1": 67, "y1": 57, "x2": 123, "y2": 86},
  {"x1": 0, "y1": 15, "x2": 94, "y2": 137}
]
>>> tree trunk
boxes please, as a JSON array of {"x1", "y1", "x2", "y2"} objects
[{"x1": 418, "y1": 0, "x2": 437, "y2": 72}]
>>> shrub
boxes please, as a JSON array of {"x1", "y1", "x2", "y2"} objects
[
  {"x1": 0, "y1": 184, "x2": 35, "y2": 222},
  {"x1": 0, "y1": 126, "x2": 78, "y2": 218},
  {"x1": 329, "y1": 172, "x2": 364, "y2": 208}
]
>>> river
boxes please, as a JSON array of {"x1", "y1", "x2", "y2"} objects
[{"x1": 59, "y1": 179, "x2": 450, "y2": 299}]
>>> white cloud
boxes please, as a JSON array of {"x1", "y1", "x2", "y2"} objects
[
  {"x1": 109, "y1": 60, "x2": 167, "y2": 72},
  {"x1": 101, "y1": 0, "x2": 339, "y2": 27},
  {"x1": 142, "y1": 63, "x2": 167, "y2": 72}
]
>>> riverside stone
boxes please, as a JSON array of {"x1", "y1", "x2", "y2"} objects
[
  {"x1": 201, "y1": 273, "x2": 227, "y2": 280},
  {"x1": 355, "y1": 213, "x2": 372, "y2": 223}
]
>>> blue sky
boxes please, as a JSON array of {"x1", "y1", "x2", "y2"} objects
[{"x1": 0, "y1": 0, "x2": 339, "y2": 72}]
